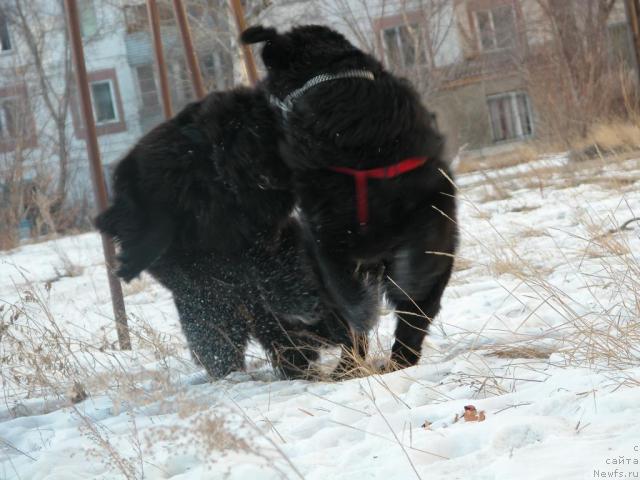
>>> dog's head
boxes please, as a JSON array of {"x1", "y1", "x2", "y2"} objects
[{"x1": 241, "y1": 25, "x2": 367, "y2": 95}]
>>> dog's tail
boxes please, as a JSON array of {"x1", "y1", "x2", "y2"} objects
[{"x1": 95, "y1": 202, "x2": 175, "y2": 282}]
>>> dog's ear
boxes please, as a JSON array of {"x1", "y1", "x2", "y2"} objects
[
  {"x1": 240, "y1": 25, "x2": 278, "y2": 44},
  {"x1": 241, "y1": 25, "x2": 291, "y2": 70}
]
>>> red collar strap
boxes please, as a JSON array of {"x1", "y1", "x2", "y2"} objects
[{"x1": 328, "y1": 156, "x2": 428, "y2": 227}]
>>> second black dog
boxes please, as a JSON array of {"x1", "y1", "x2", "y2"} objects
[{"x1": 242, "y1": 25, "x2": 458, "y2": 368}]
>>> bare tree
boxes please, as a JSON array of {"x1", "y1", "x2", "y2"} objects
[
  {"x1": 0, "y1": 0, "x2": 113, "y2": 248},
  {"x1": 318, "y1": 0, "x2": 455, "y2": 99}
]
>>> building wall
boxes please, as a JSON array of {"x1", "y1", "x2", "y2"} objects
[
  {"x1": 258, "y1": 0, "x2": 636, "y2": 158},
  {"x1": 0, "y1": 0, "x2": 236, "y2": 214}
]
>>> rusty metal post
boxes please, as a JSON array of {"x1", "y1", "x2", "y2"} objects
[
  {"x1": 147, "y1": 0, "x2": 173, "y2": 119},
  {"x1": 229, "y1": 0, "x2": 259, "y2": 85},
  {"x1": 626, "y1": 0, "x2": 640, "y2": 83},
  {"x1": 64, "y1": 0, "x2": 131, "y2": 350},
  {"x1": 172, "y1": 0, "x2": 206, "y2": 99}
]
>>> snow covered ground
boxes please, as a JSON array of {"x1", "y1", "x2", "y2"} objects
[{"x1": 1, "y1": 153, "x2": 639, "y2": 480}]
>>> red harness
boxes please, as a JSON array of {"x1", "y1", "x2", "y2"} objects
[{"x1": 328, "y1": 156, "x2": 428, "y2": 227}]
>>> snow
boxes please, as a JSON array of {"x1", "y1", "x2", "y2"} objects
[{"x1": 1, "y1": 154, "x2": 639, "y2": 479}]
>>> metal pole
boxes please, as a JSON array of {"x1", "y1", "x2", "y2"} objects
[
  {"x1": 229, "y1": 0, "x2": 259, "y2": 85},
  {"x1": 147, "y1": 0, "x2": 173, "y2": 119},
  {"x1": 626, "y1": 0, "x2": 640, "y2": 83},
  {"x1": 172, "y1": 0, "x2": 206, "y2": 99},
  {"x1": 64, "y1": 0, "x2": 131, "y2": 350}
]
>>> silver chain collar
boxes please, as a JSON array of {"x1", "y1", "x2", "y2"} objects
[{"x1": 269, "y1": 69, "x2": 375, "y2": 115}]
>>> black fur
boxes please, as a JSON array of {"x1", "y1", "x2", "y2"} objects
[
  {"x1": 95, "y1": 87, "x2": 355, "y2": 379},
  {"x1": 243, "y1": 25, "x2": 458, "y2": 368}
]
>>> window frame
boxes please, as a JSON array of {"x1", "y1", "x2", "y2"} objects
[
  {"x1": 487, "y1": 91, "x2": 534, "y2": 143},
  {"x1": 374, "y1": 12, "x2": 432, "y2": 70},
  {"x1": 79, "y1": 0, "x2": 98, "y2": 38},
  {"x1": 71, "y1": 69, "x2": 127, "y2": 138},
  {"x1": 474, "y1": 4, "x2": 517, "y2": 53},
  {"x1": 135, "y1": 64, "x2": 161, "y2": 115},
  {"x1": 0, "y1": 97, "x2": 22, "y2": 139},
  {"x1": 90, "y1": 79, "x2": 119, "y2": 125},
  {"x1": 0, "y1": 11, "x2": 13, "y2": 53},
  {"x1": 0, "y1": 84, "x2": 37, "y2": 153},
  {"x1": 467, "y1": 0, "x2": 522, "y2": 56},
  {"x1": 380, "y1": 24, "x2": 428, "y2": 69}
]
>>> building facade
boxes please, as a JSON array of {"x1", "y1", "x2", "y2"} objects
[
  {"x1": 257, "y1": 0, "x2": 638, "y2": 158},
  {"x1": 0, "y1": 0, "x2": 235, "y2": 236}
]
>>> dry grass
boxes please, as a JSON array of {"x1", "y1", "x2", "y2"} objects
[
  {"x1": 457, "y1": 144, "x2": 539, "y2": 174},
  {"x1": 451, "y1": 165, "x2": 640, "y2": 376},
  {"x1": 571, "y1": 121, "x2": 640, "y2": 158}
]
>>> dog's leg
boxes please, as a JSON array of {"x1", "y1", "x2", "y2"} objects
[
  {"x1": 301, "y1": 220, "x2": 379, "y2": 333},
  {"x1": 246, "y1": 301, "x2": 321, "y2": 379},
  {"x1": 249, "y1": 222, "x2": 329, "y2": 325},
  {"x1": 173, "y1": 286, "x2": 248, "y2": 378},
  {"x1": 387, "y1": 248, "x2": 454, "y2": 368}
]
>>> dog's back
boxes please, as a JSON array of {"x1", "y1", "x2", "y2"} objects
[{"x1": 95, "y1": 87, "x2": 294, "y2": 281}]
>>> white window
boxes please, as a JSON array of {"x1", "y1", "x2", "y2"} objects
[
  {"x1": 487, "y1": 92, "x2": 533, "y2": 142},
  {"x1": 1, "y1": 12, "x2": 12, "y2": 52},
  {"x1": 135, "y1": 65, "x2": 160, "y2": 114},
  {"x1": 0, "y1": 97, "x2": 27, "y2": 139},
  {"x1": 90, "y1": 80, "x2": 118, "y2": 124},
  {"x1": 475, "y1": 5, "x2": 516, "y2": 52},
  {"x1": 79, "y1": 0, "x2": 98, "y2": 37},
  {"x1": 382, "y1": 24, "x2": 427, "y2": 69}
]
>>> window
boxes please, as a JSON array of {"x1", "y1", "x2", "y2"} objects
[
  {"x1": 0, "y1": 86, "x2": 36, "y2": 152},
  {"x1": 170, "y1": 60, "x2": 194, "y2": 110},
  {"x1": 475, "y1": 5, "x2": 516, "y2": 52},
  {"x1": 124, "y1": 2, "x2": 173, "y2": 33},
  {"x1": 608, "y1": 22, "x2": 634, "y2": 68},
  {"x1": 90, "y1": 80, "x2": 118, "y2": 124},
  {"x1": 200, "y1": 52, "x2": 234, "y2": 89},
  {"x1": 1, "y1": 12, "x2": 11, "y2": 51},
  {"x1": 102, "y1": 163, "x2": 117, "y2": 200},
  {"x1": 136, "y1": 65, "x2": 161, "y2": 115},
  {"x1": 72, "y1": 69, "x2": 126, "y2": 137},
  {"x1": 0, "y1": 98, "x2": 28, "y2": 140},
  {"x1": 381, "y1": 24, "x2": 427, "y2": 69},
  {"x1": 487, "y1": 92, "x2": 533, "y2": 142},
  {"x1": 79, "y1": 0, "x2": 98, "y2": 37},
  {"x1": 125, "y1": 4, "x2": 147, "y2": 34},
  {"x1": 201, "y1": 53, "x2": 217, "y2": 79}
]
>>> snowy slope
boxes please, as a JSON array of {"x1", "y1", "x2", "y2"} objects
[{"x1": 1, "y1": 154, "x2": 639, "y2": 480}]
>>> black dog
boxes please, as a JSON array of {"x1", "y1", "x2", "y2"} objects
[
  {"x1": 242, "y1": 25, "x2": 458, "y2": 368},
  {"x1": 95, "y1": 87, "x2": 355, "y2": 379}
]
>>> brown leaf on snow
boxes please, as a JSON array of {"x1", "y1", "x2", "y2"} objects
[
  {"x1": 463, "y1": 405, "x2": 486, "y2": 422},
  {"x1": 422, "y1": 420, "x2": 432, "y2": 430}
]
